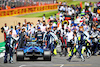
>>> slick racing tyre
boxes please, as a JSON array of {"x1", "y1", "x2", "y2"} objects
[
  {"x1": 16, "y1": 50, "x2": 24, "y2": 61},
  {"x1": 43, "y1": 50, "x2": 51, "y2": 61}
]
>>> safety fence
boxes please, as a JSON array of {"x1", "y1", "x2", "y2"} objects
[
  {"x1": 0, "y1": 4, "x2": 58, "y2": 17},
  {"x1": 0, "y1": 42, "x2": 5, "y2": 53}
]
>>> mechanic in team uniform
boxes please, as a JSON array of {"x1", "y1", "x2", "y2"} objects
[
  {"x1": 19, "y1": 28, "x2": 26, "y2": 48},
  {"x1": 89, "y1": 26, "x2": 99, "y2": 55},
  {"x1": 76, "y1": 26, "x2": 86, "y2": 62},
  {"x1": 67, "y1": 31, "x2": 78, "y2": 62},
  {"x1": 35, "y1": 27, "x2": 44, "y2": 47},
  {"x1": 43, "y1": 27, "x2": 58, "y2": 54},
  {"x1": 97, "y1": 25, "x2": 100, "y2": 55},
  {"x1": 60, "y1": 25, "x2": 67, "y2": 56},
  {"x1": 4, "y1": 31, "x2": 13, "y2": 63}
]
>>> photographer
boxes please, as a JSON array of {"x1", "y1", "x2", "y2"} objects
[
  {"x1": 1, "y1": 23, "x2": 9, "y2": 41},
  {"x1": 89, "y1": 26, "x2": 99, "y2": 56}
]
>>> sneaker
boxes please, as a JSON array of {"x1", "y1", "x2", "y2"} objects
[
  {"x1": 60, "y1": 54, "x2": 62, "y2": 57},
  {"x1": 9, "y1": 60, "x2": 13, "y2": 63},
  {"x1": 92, "y1": 54, "x2": 97, "y2": 56},
  {"x1": 52, "y1": 54, "x2": 56, "y2": 56},
  {"x1": 66, "y1": 59, "x2": 71, "y2": 62},
  {"x1": 86, "y1": 53, "x2": 91, "y2": 59},
  {"x1": 4, "y1": 61, "x2": 7, "y2": 63},
  {"x1": 9, "y1": 58, "x2": 13, "y2": 64},
  {"x1": 81, "y1": 59, "x2": 85, "y2": 62},
  {"x1": 98, "y1": 53, "x2": 100, "y2": 55},
  {"x1": 73, "y1": 56, "x2": 76, "y2": 58},
  {"x1": 78, "y1": 56, "x2": 81, "y2": 58},
  {"x1": 81, "y1": 55, "x2": 85, "y2": 62},
  {"x1": 89, "y1": 53, "x2": 91, "y2": 57},
  {"x1": 86, "y1": 56, "x2": 90, "y2": 59}
]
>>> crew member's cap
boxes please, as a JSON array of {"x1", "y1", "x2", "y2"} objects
[
  {"x1": 74, "y1": 24, "x2": 77, "y2": 26},
  {"x1": 11, "y1": 26, "x2": 13, "y2": 28},
  {"x1": 38, "y1": 27, "x2": 41, "y2": 29},
  {"x1": 5, "y1": 23, "x2": 7, "y2": 26},
  {"x1": 53, "y1": 23, "x2": 57, "y2": 27}
]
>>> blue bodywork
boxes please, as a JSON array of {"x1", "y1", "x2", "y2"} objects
[
  {"x1": 20, "y1": 46, "x2": 44, "y2": 54},
  {"x1": 18, "y1": 41, "x2": 49, "y2": 57}
]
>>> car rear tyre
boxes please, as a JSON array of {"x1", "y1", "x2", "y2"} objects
[
  {"x1": 43, "y1": 50, "x2": 51, "y2": 61},
  {"x1": 16, "y1": 50, "x2": 24, "y2": 61}
]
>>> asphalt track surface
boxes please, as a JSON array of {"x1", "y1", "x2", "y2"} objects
[{"x1": 0, "y1": 54, "x2": 100, "y2": 67}]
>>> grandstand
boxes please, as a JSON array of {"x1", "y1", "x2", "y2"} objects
[{"x1": 0, "y1": 0, "x2": 57, "y2": 10}]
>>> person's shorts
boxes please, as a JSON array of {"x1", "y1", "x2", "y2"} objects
[
  {"x1": 67, "y1": 42, "x2": 72, "y2": 47},
  {"x1": 63, "y1": 11, "x2": 66, "y2": 13}
]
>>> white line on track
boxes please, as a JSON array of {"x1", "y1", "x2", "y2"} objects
[
  {"x1": 0, "y1": 47, "x2": 5, "y2": 48},
  {"x1": 19, "y1": 65, "x2": 26, "y2": 67},
  {"x1": 0, "y1": 50, "x2": 5, "y2": 58},
  {"x1": 60, "y1": 64, "x2": 64, "y2": 67}
]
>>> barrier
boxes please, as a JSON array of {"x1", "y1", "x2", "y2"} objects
[
  {"x1": 0, "y1": 4, "x2": 58, "y2": 17},
  {"x1": 0, "y1": 42, "x2": 5, "y2": 53}
]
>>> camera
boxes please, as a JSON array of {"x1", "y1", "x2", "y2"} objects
[{"x1": 1, "y1": 27, "x2": 4, "y2": 33}]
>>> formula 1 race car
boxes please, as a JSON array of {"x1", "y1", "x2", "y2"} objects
[{"x1": 16, "y1": 42, "x2": 51, "y2": 61}]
